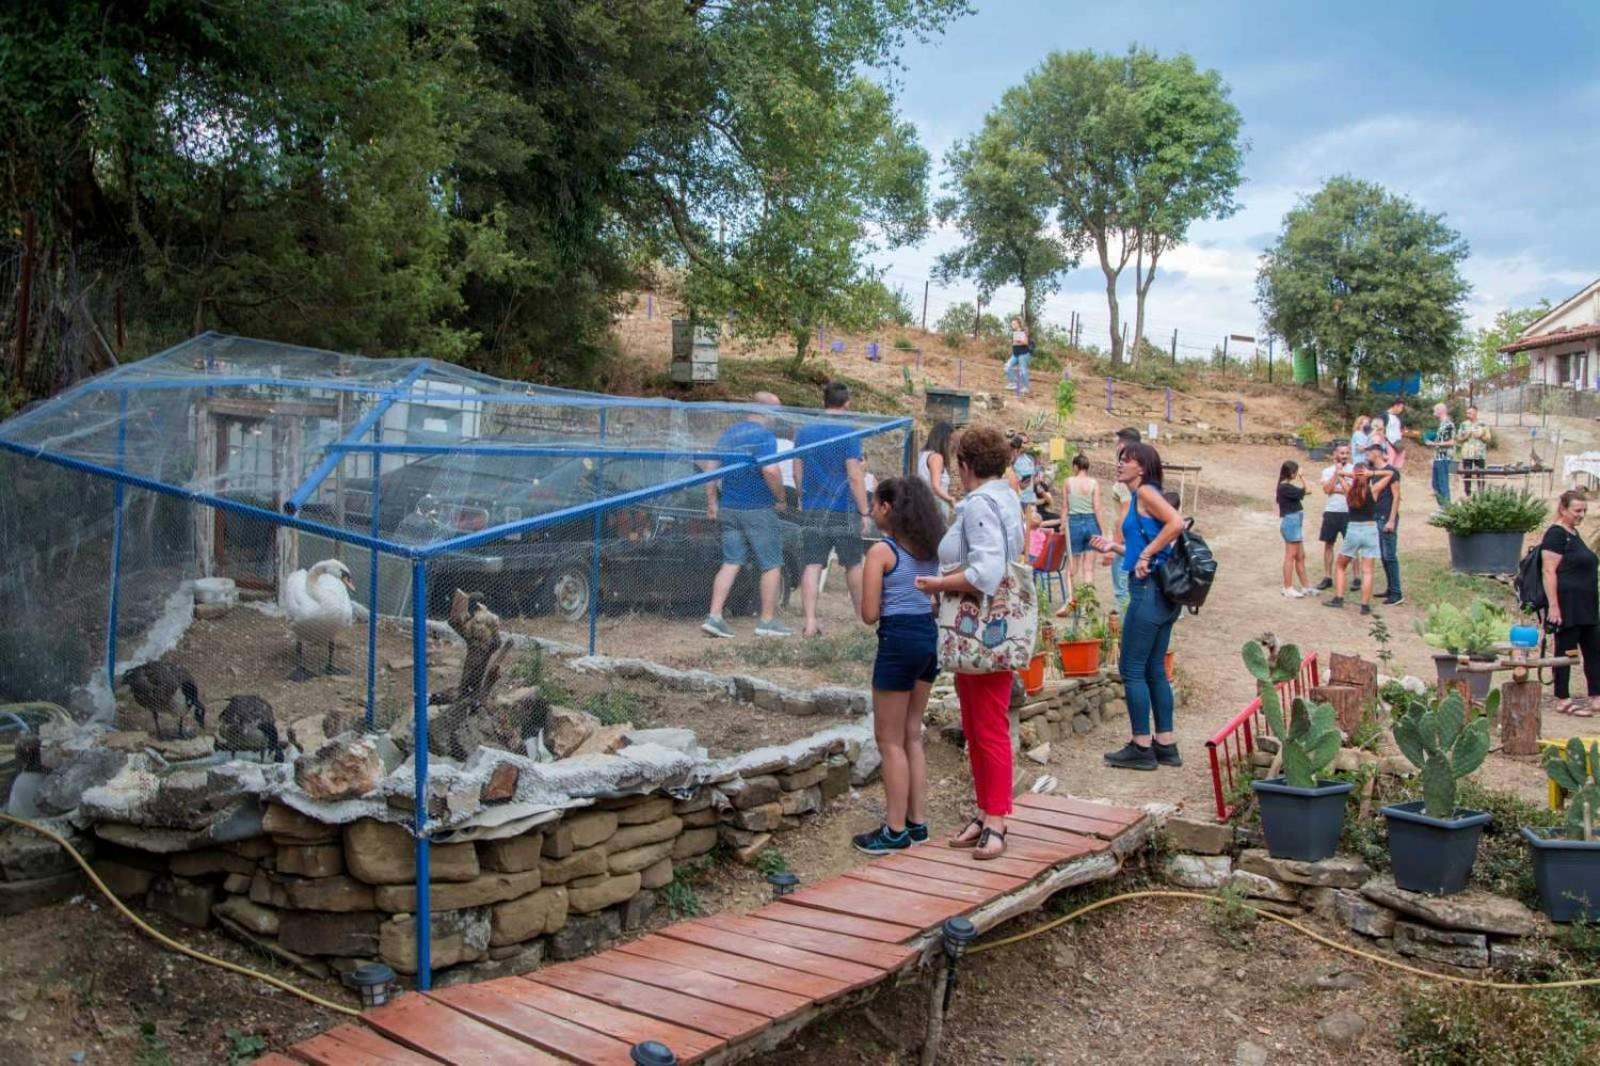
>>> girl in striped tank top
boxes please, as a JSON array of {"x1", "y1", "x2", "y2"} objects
[{"x1": 853, "y1": 476, "x2": 947, "y2": 855}]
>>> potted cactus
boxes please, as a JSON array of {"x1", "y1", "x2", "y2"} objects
[
  {"x1": 1056, "y1": 587, "x2": 1105, "y2": 677},
  {"x1": 1382, "y1": 690, "x2": 1494, "y2": 895},
  {"x1": 1416, "y1": 601, "x2": 1504, "y2": 701},
  {"x1": 1244, "y1": 640, "x2": 1352, "y2": 861},
  {"x1": 1523, "y1": 738, "x2": 1600, "y2": 921}
]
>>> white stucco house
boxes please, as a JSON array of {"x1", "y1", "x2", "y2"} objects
[{"x1": 1501, "y1": 278, "x2": 1600, "y2": 388}]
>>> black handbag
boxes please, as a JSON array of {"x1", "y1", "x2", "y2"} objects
[{"x1": 1156, "y1": 518, "x2": 1217, "y2": 614}]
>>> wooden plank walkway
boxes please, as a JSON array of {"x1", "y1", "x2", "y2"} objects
[{"x1": 271, "y1": 794, "x2": 1148, "y2": 1065}]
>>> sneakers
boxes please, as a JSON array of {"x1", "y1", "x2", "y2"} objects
[
  {"x1": 1152, "y1": 740, "x2": 1182, "y2": 767},
  {"x1": 1383, "y1": 592, "x2": 1405, "y2": 606},
  {"x1": 853, "y1": 824, "x2": 912, "y2": 855},
  {"x1": 701, "y1": 614, "x2": 734, "y2": 638},
  {"x1": 754, "y1": 617, "x2": 795, "y2": 638},
  {"x1": 907, "y1": 820, "x2": 929, "y2": 844},
  {"x1": 1281, "y1": 587, "x2": 1304, "y2": 599},
  {"x1": 1104, "y1": 741, "x2": 1158, "y2": 771},
  {"x1": 1324, "y1": 596, "x2": 1345, "y2": 608},
  {"x1": 1352, "y1": 577, "x2": 1363, "y2": 591},
  {"x1": 1360, "y1": 603, "x2": 1372, "y2": 616},
  {"x1": 1315, "y1": 577, "x2": 1333, "y2": 591},
  {"x1": 1298, "y1": 587, "x2": 1320, "y2": 597}
]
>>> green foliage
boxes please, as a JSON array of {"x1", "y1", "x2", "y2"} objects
[
  {"x1": 1456, "y1": 779, "x2": 1565, "y2": 905},
  {"x1": 1369, "y1": 615, "x2": 1396, "y2": 674},
  {"x1": 753, "y1": 848, "x2": 790, "y2": 876},
  {"x1": 1396, "y1": 985, "x2": 1600, "y2": 1066},
  {"x1": 1392, "y1": 690, "x2": 1493, "y2": 819},
  {"x1": 135, "y1": 1022, "x2": 173, "y2": 1066},
  {"x1": 661, "y1": 875, "x2": 702, "y2": 920},
  {"x1": 1416, "y1": 601, "x2": 1509, "y2": 656},
  {"x1": 581, "y1": 691, "x2": 644, "y2": 727},
  {"x1": 893, "y1": 336, "x2": 915, "y2": 350},
  {"x1": 1457, "y1": 302, "x2": 1552, "y2": 381},
  {"x1": 1206, "y1": 882, "x2": 1256, "y2": 949},
  {"x1": 1428, "y1": 489, "x2": 1546, "y2": 536},
  {"x1": 226, "y1": 1030, "x2": 268, "y2": 1066},
  {"x1": 1243, "y1": 640, "x2": 1339, "y2": 789},
  {"x1": 1055, "y1": 376, "x2": 1078, "y2": 420},
  {"x1": 1257, "y1": 177, "x2": 1470, "y2": 403},
  {"x1": 1294, "y1": 421, "x2": 1327, "y2": 449},
  {"x1": 935, "y1": 301, "x2": 1006, "y2": 349},
  {"x1": 735, "y1": 628, "x2": 876, "y2": 671},
  {"x1": 1544, "y1": 738, "x2": 1600, "y2": 842}
]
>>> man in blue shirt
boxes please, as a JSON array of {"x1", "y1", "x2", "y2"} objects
[
  {"x1": 792, "y1": 382, "x2": 871, "y2": 636},
  {"x1": 701, "y1": 392, "x2": 792, "y2": 638}
]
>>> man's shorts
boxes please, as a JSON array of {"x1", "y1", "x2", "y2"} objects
[
  {"x1": 1339, "y1": 521, "x2": 1381, "y2": 560},
  {"x1": 720, "y1": 507, "x2": 784, "y2": 571},
  {"x1": 800, "y1": 509, "x2": 865, "y2": 569},
  {"x1": 1318, "y1": 511, "x2": 1349, "y2": 545}
]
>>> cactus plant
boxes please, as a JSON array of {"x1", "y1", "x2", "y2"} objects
[
  {"x1": 1544, "y1": 737, "x2": 1600, "y2": 842},
  {"x1": 1242, "y1": 639, "x2": 1339, "y2": 790},
  {"x1": 1391, "y1": 689, "x2": 1494, "y2": 819}
]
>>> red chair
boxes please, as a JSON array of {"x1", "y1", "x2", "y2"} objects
[{"x1": 1032, "y1": 531, "x2": 1070, "y2": 605}]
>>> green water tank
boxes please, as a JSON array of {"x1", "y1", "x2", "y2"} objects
[{"x1": 1292, "y1": 348, "x2": 1317, "y2": 385}]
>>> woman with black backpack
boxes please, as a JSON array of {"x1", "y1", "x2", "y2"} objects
[{"x1": 1541, "y1": 491, "x2": 1599, "y2": 717}]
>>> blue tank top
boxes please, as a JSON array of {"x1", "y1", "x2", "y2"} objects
[
  {"x1": 1121, "y1": 486, "x2": 1173, "y2": 575},
  {"x1": 882, "y1": 537, "x2": 938, "y2": 616}
]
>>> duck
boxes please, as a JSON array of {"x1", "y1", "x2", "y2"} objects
[
  {"x1": 283, "y1": 558, "x2": 356, "y2": 682},
  {"x1": 217, "y1": 695, "x2": 284, "y2": 762},
  {"x1": 120, "y1": 662, "x2": 206, "y2": 740}
]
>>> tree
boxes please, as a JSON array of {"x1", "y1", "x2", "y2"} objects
[
  {"x1": 1456, "y1": 302, "x2": 1552, "y2": 381},
  {"x1": 1256, "y1": 177, "x2": 1470, "y2": 404},
  {"x1": 933, "y1": 115, "x2": 1074, "y2": 342},
  {"x1": 999, "y1": 47, "x2": 1245, "y2": 365}
]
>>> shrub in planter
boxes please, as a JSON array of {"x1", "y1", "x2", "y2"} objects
[
  {"x1": 1057, "y1": 586, "x2": 1107, "y2": 677},
  {"x1": 1524, "y1": 737, "x2": 1600, "y2": 921},
  {"x1": 1384, "y1": 690, "x2": 1494, "y2": 895},
  {"x1": 1417, "y1": 601, "x2": 1506, "y2": 701},
  {"x1": 1244, "y1": 640, "x2": 1350, "y2": 861},
  {"x1": 1427, "y1": 489, "x2": 1545, "y2": 574}
]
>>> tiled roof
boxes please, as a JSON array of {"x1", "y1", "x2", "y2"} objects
[{"x1": 1499, "y1": 323, "x2": 1600, "y2": 354}]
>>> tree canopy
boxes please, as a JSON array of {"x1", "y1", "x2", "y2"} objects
[
  {"x1": 1456, "y1": 302, "x2": 1552, "y2": 380},
  {"x1": 1257, "y1": 176, "x2": 1471, "y2": 401}
]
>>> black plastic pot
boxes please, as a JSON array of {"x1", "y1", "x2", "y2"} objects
[
  {"x1": 1445, "y1": 531, "x2": 1526, "y2": 574},
  {"x1": 1252, "y1": 776, "x2": 1355, "y2": 862},
  {"x1": 1306, "y1": 445, "x2": 1332, "y2": 461},
  {"x1": 1523, "y1": 827, "x2": 1600, "y2": 922},
  {"x1": 1382, "y1": 800, "x2": 1492, "y2": 895},
  {"x1": 1432, "y1": 653, "x2": 1495, "y2": 702}
]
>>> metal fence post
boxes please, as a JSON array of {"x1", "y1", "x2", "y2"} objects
[
  {"x1": 411, "y1": 558, "x2": 432, "y2": 991},
  {"x1": 1105, "y1": 377, "x2": 1113, "y2": 414},
  {"x1": 590, "y1": 410, "x2": 607, "y2": 656},
  {"x1": 365, "y1": 419, "x2": 382, "y2": 730},
  {"x1": 106, "y1": 390, "x2": 129, "y2": 686},
  {"x1": 1165, "y1": 388, "x2": 1172, "y2": 423}
]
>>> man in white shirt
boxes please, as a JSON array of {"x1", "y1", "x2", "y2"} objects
[
  {"x1": 1384, "y1": 400, "x2": 1407, "y2": 470},
  {"x1": 1314, "y1": 443, "x2": 1354, "y2": 592}
]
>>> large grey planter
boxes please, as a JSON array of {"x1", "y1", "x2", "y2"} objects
[
  {"x1": 1433, "y1": 653, "x2": 1495, "y2": 702},
  {"x1": 1446, "y1": 531, "x2": 1525, "y2": 574},
  {"x1": 1523, "y1": 827, "x2": 1600, "y2": 922},
  {"x1": 1383, "y1": 800, "x2": 1491, "y2": 896},
  {"x1": 1252, "y1": 776, "x2": 1354, "y2": 862}
]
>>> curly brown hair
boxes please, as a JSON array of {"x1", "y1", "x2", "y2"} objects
[{"x1": 956, "y1": 424, "x2": 1011, "y2": 479}]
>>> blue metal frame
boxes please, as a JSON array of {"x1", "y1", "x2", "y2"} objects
[
  {"x1": 411, "y1": 558, "x2": 432, "y2": 989},
  {"x1": 284, "y1": 361, "x2": 429, "y2": 515},
  {"x1": 106, "y1": 392, "x2": 129, "y2": 687},
  {"x1": 332, "y1": 442, "x2": 752, "y2": 463},
  {"x1": 589, "y1": 411, "x2": 607, "y2": 655},
  {"x1": 365, "y1": 419, "x2": 384, "y2": 731}
]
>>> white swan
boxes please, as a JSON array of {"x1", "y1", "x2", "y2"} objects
[{"x1": 283, "y1": 558, "x2": 355, "y2": 681}]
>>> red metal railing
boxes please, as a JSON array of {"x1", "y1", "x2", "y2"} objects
[{"x1": 1205, "y1": 652, "x2": 1319, "y2": 822}]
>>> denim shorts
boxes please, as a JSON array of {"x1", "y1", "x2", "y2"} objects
[
  {"x1": 1280, "y1": 511, "x2": 1304, "y2": 543},
  {"x1": 872, "y1": 613, "x2": 939, "y2": 691},
  {"x1": 1339, "y1": 520, "x2": 1381, "y2": 560},
  {"x1": 720, "y1": 507, "x2": 784, "y2": 570},
  {"x1": 800, "y1": 509, "x2": 865, "y2": 568},
  {"x1": 1067, "y1": 513, "x2": 1101, "y2": 554}
]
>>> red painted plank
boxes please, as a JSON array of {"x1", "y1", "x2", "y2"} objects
[
  {"x1": 573, "y1": 952, "x2": 811, "y2": 1020},
  {"x1": 615, "y1": 934, "x2": 849, "y2": 1001},
  {"x1": 694, "y1": 913, "x2": 917, "y2": 971},
  {"x1": 1006, "y1": 805, "x2": 1132, "y2": 839},
  {"x1": 873, "y1": 853, "x2": 1030, "y2": 891},
  {"x1": 1017, "y1": 792, "x2": 1144, "y2": 827},
  {"x1": 528, "y1": 964, "x2": 769, "y2": 1042},
  {"x1": 252, "y1": 1055, "x2": 305, "y2": 1066},
  {"x1": 291, "y1": 1024, "x2": 446, "y2": 1065},
  {"x1": 1000, "y1": 819, "x2": 1098, "y2": 847},
  {"x1": 503, "y1": 980, "x2": 722, "y2": 1061},
  {"x1": 884, "y1": 844, "x2": 1048, "y2": 880},
  {"x1": 365, "y1": 994, "x2": 562, "y2": 1064},
  {"x1": 782, "y1": 877, "x2": 970, "y2": 929},
  {"x1": 843, "y1": 864, "x2": 997, "y2": 904},
  {"x1": 751, "y1": 901, "x2": 922, "y2": 943},
  {"x1": 661, "y1": 922, "x2": 885, "y2": 987},
  {"x1": 429, "y1": 982, "x2": 636, "y2": 1065},
  {"x1": 1001, "y1": 834, "x2": 1104, "y2": 864}
]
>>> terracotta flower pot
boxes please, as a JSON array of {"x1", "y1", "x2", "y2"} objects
[
  {"x1": 1165, "y1": 650, "x2": 1175, "y2": 681},
  {"x1": 1057, "y1": 639, "x2": 1101, "y2": 678},
  {"x1": 1018, "y1": 653, "x2": 1047, "y2": 694}
]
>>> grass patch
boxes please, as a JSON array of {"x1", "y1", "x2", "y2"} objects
[
  {"x1": 581, "y1": 690, "x2": 645, "y2": 727},
  {"x1": 1396, "y1": 985, "x2": 1600, "y2": 1065},
  {"x1": 735, "y1": 627, "x2": 876, "y2": 671},
  {"x1": 1407, "y1": 556, "x2": 1514, "y2": 616},
  {"x1": 661, "y1": 874, "x2": 702, "y2": 919},
  {"x1": 1206, "y1": 882, "x2": 1257, "y2": 949},
  {"x1": 753, "y1": 847, "x2": 790, "y2": 877}
]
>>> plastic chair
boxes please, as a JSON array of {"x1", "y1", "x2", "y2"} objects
[{"x1": 1032, "y1": 531, "x2": 1069, "y2": 605}]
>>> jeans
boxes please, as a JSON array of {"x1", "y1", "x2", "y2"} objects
[
  {"x1": 1379, "y1": 519, "x2": 1400, "y2": 596},
  {"x1": 1006, "y1": 352, "x2": 1031, "y2": 392},
  {"x1": 1111, "y1": 559, "x2": 1130, "y2": 614},
  {"x1": 1118, "y1": 575, "x2": 1178, "y2": 736},
  {"x1": 1431, "y1": 457, "x2": 1453, "y2": 506}
]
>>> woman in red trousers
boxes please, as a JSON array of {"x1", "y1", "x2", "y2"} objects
[{"x1": 915, "y1": 424, "x2": 1025, "y2": 859}]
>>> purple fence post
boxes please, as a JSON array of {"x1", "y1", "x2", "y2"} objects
[
  {"x1": 957, "y1": 359, "x2": 964, "y2": 387},
  {"x1": 1105, "y1": 377, "x2": 1113, "y2": 413},
  {"x1": 915, "y1": 349, "x2": 922, "y2": 371},
  {"x1": 1235, "y1": 399, "x2": 1245, "y2": 433},
  {"x1": 1165, "y1": 388, "x2": 1173, "y2": 422},
  {"x1": 646, "y1": 293, "x2": 653, "y2": 320}
]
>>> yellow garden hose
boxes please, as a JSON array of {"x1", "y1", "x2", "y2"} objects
[
  {"x1": 0, "y1": 811, "x2": 361, "y2": 1017},
  {"x1": 968, "y1": 888, "x2": 1600, "y2": 991}
]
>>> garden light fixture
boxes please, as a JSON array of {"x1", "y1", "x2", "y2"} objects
[
  {"x1": 347, "y1": 962, "x2": 397, "y2": 1009},
  {"x1": 767, "y1": 871, "x2": 800, "y2": 898}
]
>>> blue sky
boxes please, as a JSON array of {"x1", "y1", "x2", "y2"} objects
[{"x1": 875, "y1": 0, "x2": 1599, "y2": 358}]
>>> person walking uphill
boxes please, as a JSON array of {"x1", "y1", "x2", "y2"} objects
[
  {"x1": 914, "y1": 425, "x2": 1025, "y2": 860},
  {"x1": 850, "y1": 477, "x2": 946, "y2": 854},
  {"x1": 1429, "y1": 403, "x2": 1457, "y2": 509},
  {"x1": 1541, "y1": 491, "x2": 1600, "y2": 717},
  {"x1": 793, "y1": 382, "x2": 872, "y2": 637},
  {"x1": 1091, "y1": 443, "x2": 1186, "y2": 771},
  {"x1": 701, "y1": 392, "x2": 792, "y2": 639}
]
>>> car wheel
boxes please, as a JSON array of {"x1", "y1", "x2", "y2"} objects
[{"x1": 550, "y1": 567, "x2": 592, "y2": 623}]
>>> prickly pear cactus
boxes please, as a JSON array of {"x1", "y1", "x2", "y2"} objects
[
  {"x1": 1242, "y1": 640, "x2": 1339, "y2": 790},
  {"x1": 1391, "y1": 690, "x2": 1491, "y2": 819},
  {"x1": 1543, "y1": 737, "x2": 1600, "y2": 841}
]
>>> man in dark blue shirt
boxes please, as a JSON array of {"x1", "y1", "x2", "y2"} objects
[
  {"x1": 792, "y1": 382, "x2": 870, "y2": 636},
  {"x1": 1366, "y1": 441, "x2": 1403, "y2": 606},
  {"x1": 701, "y1": 392, "x2": 791, "y2": 638}
]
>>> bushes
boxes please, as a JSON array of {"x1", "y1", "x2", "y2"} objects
[
  {"x1": 1396, "y1": 985, "x2": 1600, "y2": 1065},
  {"x1": 1427, "y1": 489, "x2": 1546, "y2": 536}
]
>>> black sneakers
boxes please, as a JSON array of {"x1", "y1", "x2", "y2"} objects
[
  {"x1": 1153, "y1": 740, "x2": 1182, "y2": 767},
  {"x1": 1360, "y1": 603, "x2": 1372, "y2": 616},
  {"x1": 1315, "y1": 577, "x2": 1333, "y2": 591},
  {"x1": 1324, "y1": 596, "x2": 1345, "y2": 608},
  {"x1": 852, "y1": 824, "x2": 912, "y2": 854},
  {"x1": 1104, "y1": 741, "x2": 1158, "y2": 771},
  {"x1": 907, "y1": 820, "x2": 929, "y2": 844},
  {"x1": 1383, "y1": 592, "x2": 1405, "y2": 606}
]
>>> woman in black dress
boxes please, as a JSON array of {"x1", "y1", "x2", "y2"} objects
[{"x1": 1540, "y1": 490, "x2": 1600, "y2": 716}]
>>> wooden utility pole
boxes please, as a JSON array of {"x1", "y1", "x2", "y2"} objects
[{"x1": 921, "y1": 281, "x2": 929, "y2": 331}]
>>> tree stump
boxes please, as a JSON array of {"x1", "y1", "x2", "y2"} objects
[
  {"x1": 1438, "y1": 678, "x2": 1473, "y2": 710},
  {"x1": 1500, "y1": 679, "x2": 1541, "y2": 756},
  {"x1": 1329, "y1": 653, "x2": 1378, "y2": 700},
  {"x1": 1312, "y1": 683, "x2": 1365, "y2": 736}
]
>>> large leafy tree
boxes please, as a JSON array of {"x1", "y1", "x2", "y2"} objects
[
  {"x1": 933, "y1": 115, "x2": 1074, "y2": 342},
  {"x1": 1257, "y1": 176, "x2": 1470, "y2": 403},
  {"x1": 999, "y1": 47, "x2": 1245, "y2": 364},
  {"x1": 1456, "y1": 302, "x2": 1552, "y2": 380}
]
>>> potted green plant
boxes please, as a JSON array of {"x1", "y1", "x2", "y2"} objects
[
  {"x1": 1416, "y1": 601, "x2": 1506, "y2": 701},
  {"x1": 1383, "y1": 690, "x2": 1495, "y2": 895},
  {"x1": 1296, "y1": 421, "x2": 1329, "y2": 460},
  {"x1": 1244, "y1": 640, "x2": 1351, "y2": 861},
  {"x1": 1524, "y1": 737, "x2": 1600, "y2": 921},
  {"x1": 1057, "y1": 586, "x2": 1105, "y2": 676},
  {"x1": 1427, "y1": 489, "x2": 1545, "y2": 574}
]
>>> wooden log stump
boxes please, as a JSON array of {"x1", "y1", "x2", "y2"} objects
[
  {"x1": 1312, "y1": 684, "x2": 1365, "y2": 735},
  {"x1": 1329, "y1": 653, "x2": 1378, "y2": 700},
  {"x1": 1438, "y1": 678, "x2": 1473, "y2": 710},
  {"x1": 1500, "y1": 679, "x2": 1541, "y2": 756}
]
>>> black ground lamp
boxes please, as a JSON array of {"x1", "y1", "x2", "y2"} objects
[
  {"x1": 940, "y1": 916, "x2": 977, "y2": 1010},
  {"x1": 347, "y1": 962, "x2": 398, "y2": 1009},
  {"x1": 631, "y1": 1040, "x2": 678, "y2": 1065},
  {"x1": 767, "y1": 871, "x2": 800, "y2": 898}
]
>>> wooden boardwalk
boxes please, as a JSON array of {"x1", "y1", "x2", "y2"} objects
[{"x1": 265, "y1": 794, "x2": 1149, "y2": 1065}]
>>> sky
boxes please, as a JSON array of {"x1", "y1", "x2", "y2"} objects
[{"x1": 874, "y1": 0, "x2": 1599, "y2": 360}]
